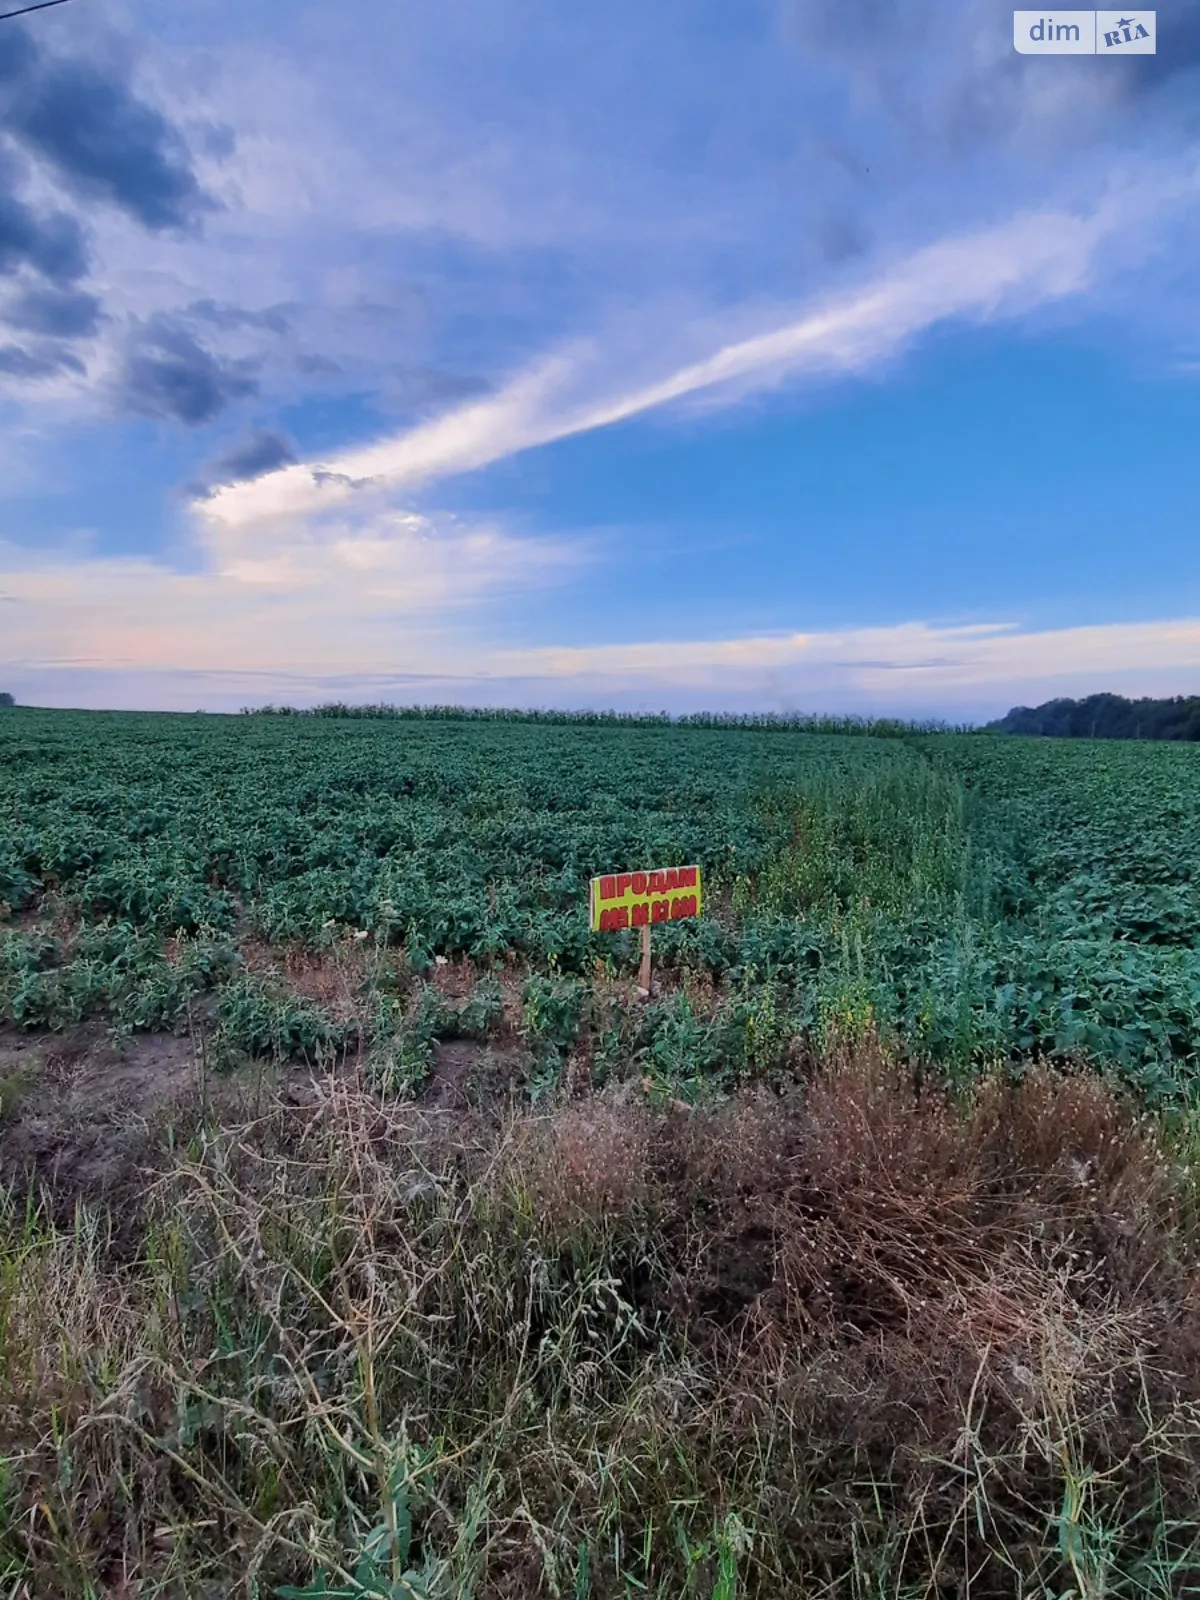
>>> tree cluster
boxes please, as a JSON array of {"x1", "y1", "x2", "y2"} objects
[{"x1": 988, "y1": 693, "x2": 1200, "y2": 741}]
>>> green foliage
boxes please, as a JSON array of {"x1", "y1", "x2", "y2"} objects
[
  {"x1": 522, "y1": 973, "x2": 585, "y2": 1052},
  {"x1": 240, "y1": 700, "x2": 949, "y2": 735},
  {"x1": 213, "y1": 974, "x2": 356, "y2": 1066},
  {"x1": 0, "y1": 922, "x2": 238, "y2": 1031},
  {"x1": 2, "y1": 710, "x2": 1200, "y2": 1100},
  {"x1": 989, "y1": 692, "x2": 1200, "y2": 741},
  {"x1": 275, "y1": 1445, "x2": 443, "y2": 1599},
  {"x1": 521, "y1": 972, "x2": 586, "y2": 1096},
  {"x1": 363, "y1": 978, "x2": 506, "y2": 1097}
]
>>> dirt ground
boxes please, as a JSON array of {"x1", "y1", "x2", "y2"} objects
[
  {"x1": 0, "y1": 1025, "x2": 244, "y2": 1226},
  {"x1": 0, "y1": 1022, "x2": 530, "y2": 1225}
]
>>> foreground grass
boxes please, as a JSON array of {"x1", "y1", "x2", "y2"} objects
[{"x1": 2, "y1": 1050, "x2": 1200, "y2": 1598}]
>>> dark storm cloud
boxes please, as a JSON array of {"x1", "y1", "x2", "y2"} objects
[
  {"x1": 0, "y1": 24, "x2": 212, "y2": 232},
  {"x1": 208, "y1": 428, "x2": 297, "y2": 484},
  {"x1": 0, "y1": 191, "x2": 88, "y2": 282},
  {"x1": 3, "y1": 284, "x2": 102, "y2": 338},
  {"x1": 0, "y1": 341, "x2": 83, "y2": 378},
  {"x1": 118, "y1": 314, "x2": 258, "y2": 425}
]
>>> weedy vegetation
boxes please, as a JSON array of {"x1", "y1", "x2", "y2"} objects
[{"x1": 1, "y1": 708, "x2": 1199, "y2": 1596}]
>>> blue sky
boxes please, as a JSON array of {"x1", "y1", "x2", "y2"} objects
[{"x1": 1, "y1": 0, "x2": 1199, "y2": 718}]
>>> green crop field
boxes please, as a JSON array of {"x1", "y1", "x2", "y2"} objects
[
  {"x1": 4, "y1": 705, "x2": 1200, "y2": 1599},
  {"x1": 2, "y1": 707, "x2": 1199, "y2": 1100}
]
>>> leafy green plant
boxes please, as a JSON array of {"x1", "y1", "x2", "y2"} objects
[
  {"x1": 213, "y1": 974, "x2": 355, "y2": 1066},
  {"x1": 276, "y1": 1452, "x2": 443, "y2": 1599},
  {"x1": 522, "y1": 973, "x2": 584, "y2": 1054},
  {"x1": 4, "y1": 708, "x2": 1200, "y2": 1095}
]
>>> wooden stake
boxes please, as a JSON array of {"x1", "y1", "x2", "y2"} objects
[{"x1": 638, "y1": 921, "x2": 652, "y2": 996}]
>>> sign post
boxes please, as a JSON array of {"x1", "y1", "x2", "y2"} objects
[
  {"x1": 589, "y1": 864, "x2": 703, "y2": 998},
  {"x1": 639, "y1": 922, "x2": 652, "y2": 994}
]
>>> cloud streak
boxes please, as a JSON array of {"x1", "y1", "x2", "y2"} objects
[
  {"x1": 197, "y1": 190, "x2": 1147, "y2": 535},
  {"x1": 4, "y1": 579, "x2": 1199, "y2": 717},
  {"x1": 503, "y1": 617, "x2": 1200, "y2": 697}
]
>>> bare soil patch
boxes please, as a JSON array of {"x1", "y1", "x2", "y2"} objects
[
  {"x1": 422, "y1": 1037, "x2": 529, "y2": 1108},
  {"x1": 0, "y1": 1024, "x2": 315, "y2": 1224},
  {"x1": 0, "y1": 1018, "x2": 534, "y2": 1224}
]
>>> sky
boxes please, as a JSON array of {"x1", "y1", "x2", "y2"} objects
[{"x1": 1, "y1": 0, "x2": 1199, "y2": 720}]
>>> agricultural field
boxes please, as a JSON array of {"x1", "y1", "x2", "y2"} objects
[
  {"x1": 2, "y1": 708, "x2": 1200, "y2": 1101},
  {"x1": 2, "y1": 706, "x2": 1200, "y2": 1598}
]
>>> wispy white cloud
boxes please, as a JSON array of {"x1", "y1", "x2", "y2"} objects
[
  {"x1": 503, "y1": 617, "x2": 1200, "y2": 697},
  {"x1": 196, "y1": 185, "x2": 1161, "y2": 538},
  {"x1": 4, "y1": 519, "x2": 1199, "y2": 717},
  {"x1": 0, "y1": 506, "x2": 578, "y2": 679}
]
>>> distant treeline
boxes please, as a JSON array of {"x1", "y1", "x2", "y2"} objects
[
  {"x1": 0, "y1": 693, "x2": 14, "y2": 708},
  {"x1": 988, "y1": 693, "x2": 1200, "y2": 741},
  {"x1": 239, "y1": 702, "x2": 958, "y2": 736}
]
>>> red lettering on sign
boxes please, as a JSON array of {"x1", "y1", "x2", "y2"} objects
[
  {"x1": 671, "y1": 895, "x2": 698, "y2": 920},
  {"x1": 631, "y1": 901, "x2": 649, "y2": 927},
  {"x1": 616, "y1": 906, "x2": 629, "y2": 930},
  {"x1": 601, "y1": 876, "x2": 617, "y2": 900},
  {"x1": 679, "y1": 866, "x2": 697, "y2": 889},
  {"x1": 665, "y1": 868, "x2": 679, "y2": 891},
  {"x1": 652, "y1": 898, "x2": 669, "y2": 923},
  {"x1": 617, "y1": 874, "x2": 633, "y2": 897},
  {"x1": 649, "y1": 870, "x2": 666, "y2": 893},
  {"x1": 632, "y1": 871, "x2": 647, "y2": 895}
]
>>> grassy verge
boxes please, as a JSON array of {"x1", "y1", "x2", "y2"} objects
[{"x1": 1, "y1": 1046, "x2": 1199, "y2": 1598}]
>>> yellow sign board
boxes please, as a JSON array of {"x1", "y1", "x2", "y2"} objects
[{"x1": 589, "y1": 865, "x2": 702, "y2": 933}]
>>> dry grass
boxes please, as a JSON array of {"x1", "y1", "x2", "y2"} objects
[
  {"x1": 1, "y1": 1047, "x2": 1199, "y2": 1597},
  {"x1": 235, "y1": 934, "x2": 376, "y2": 1022}
]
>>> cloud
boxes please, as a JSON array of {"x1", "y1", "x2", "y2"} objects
[
  {"x1": 0, "y1": 190, "x2": 88, "y2": 284},
  {"x1": 0, "y1": 28, "x2": 213, "y2": 231},
  {"x1": 502, "y1": 618, "x2": 1200, "y2": 694},
  {"x1": 201, "y1": 428, "x2": 296, "y2": 488},
  {"x1": 2, "y1": 284, "x2": 102, "y2": 338},
  {"x1": 0, "y1": 21, "x2": 233, "y2": 412},
  {"x1": 0, "y1": 503, "x2": 580, "y2": 688},
  {"x1": 117, "y1": 312, "x2": 258, "y2": 424},
  {"x1": 197, "y1": 193, "x2": 1137, "y2": 535},
  {"x1": 0, "y1": 23, "x2": 36, "y2": 87},
  {"x1": 495, "y1": 615, "x2": 1200, "y2": 719},
  {"x1": 187, "y1": 298, "x2": 292, "y2": 335},
  {"x1": 295, "y1": 352, "x2": 342, "y2": 377},
  {"x1": 1124, "y1": 0, "x2": 1200, "y2": 91},
  {"x1": 0, "y1": 342, "x2": 84, "y2": 379},
  {"x1": 2, "y1": 550, "x2": 1198, "y2": 718},
  {"x1": 477, "y1": 615, "x2": 1200, "y2": 720}
]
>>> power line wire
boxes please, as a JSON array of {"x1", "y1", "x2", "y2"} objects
[{"x1": 0, "y1": 0, "x2": 73, "y2": 20}]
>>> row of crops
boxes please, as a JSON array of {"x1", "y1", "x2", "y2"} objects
[{"x1": 2, "y1": 709, "x2": 1199, "y2": 1101}]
